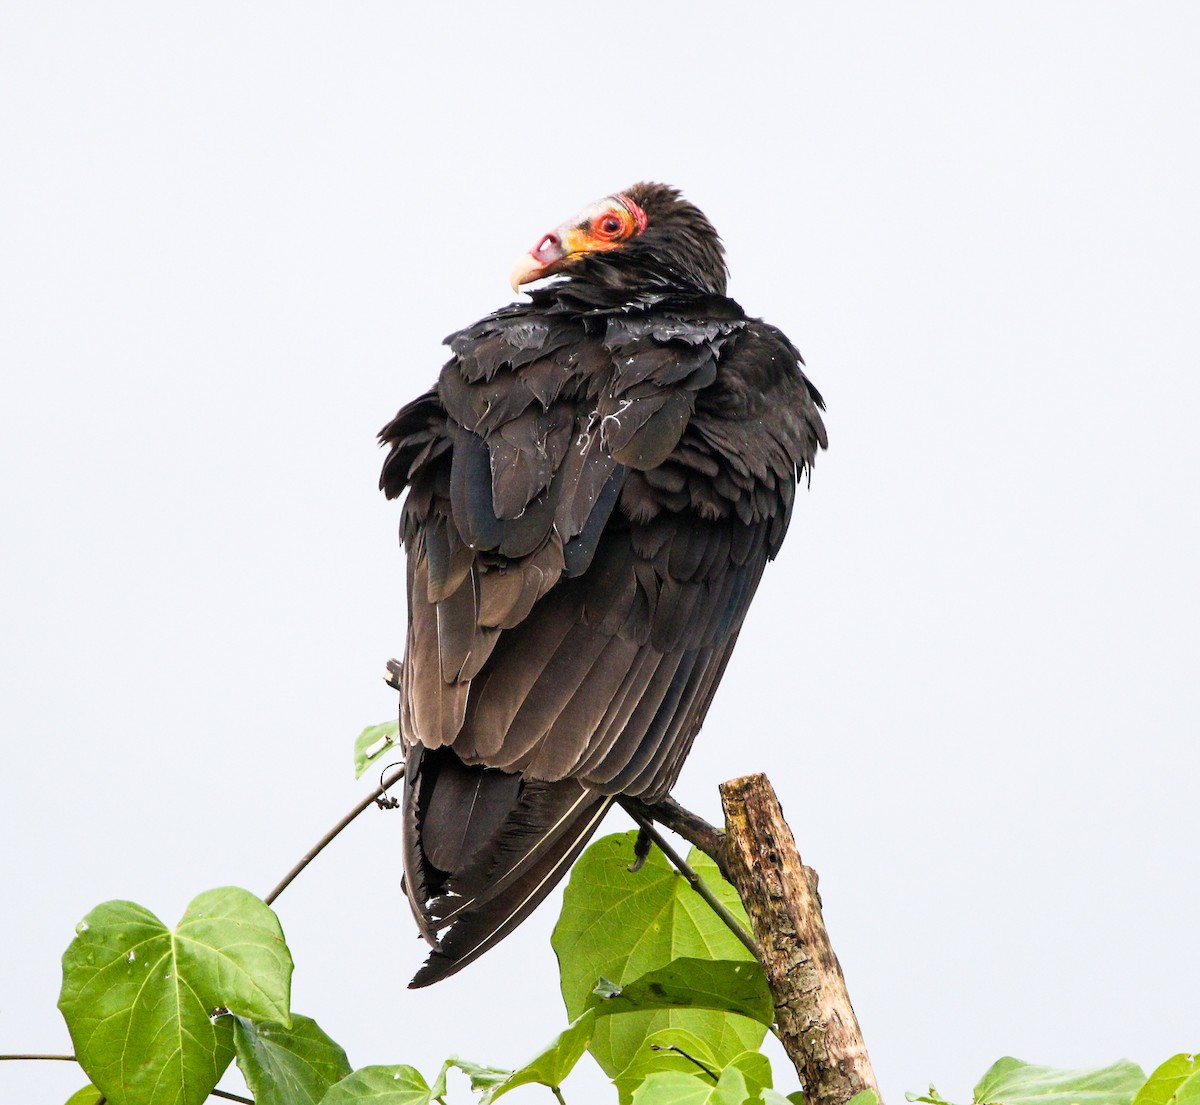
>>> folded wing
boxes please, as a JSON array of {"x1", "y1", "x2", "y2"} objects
[{"x1": 379, "y1": 298, "x2": 825, "y2": 984}]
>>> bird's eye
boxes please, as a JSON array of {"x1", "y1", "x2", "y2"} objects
[{"x1": 595, "y1": 213, "x2": 626, "y2": 239}]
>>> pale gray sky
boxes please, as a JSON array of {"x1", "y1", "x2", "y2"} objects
[{"x1": 3, "y1": 3, "x2": 1198, "y2": 1102}]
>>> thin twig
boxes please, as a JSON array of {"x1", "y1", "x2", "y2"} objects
[
  {"x1": 265, "y1": 762, "x2": 406, "y2": 906},
  {"x1": 619, "y1": 800, "x2": 758, "y2": 958},
  {"x1": 649, "y1": 1044, "x2": 718, "y2": 1081}
]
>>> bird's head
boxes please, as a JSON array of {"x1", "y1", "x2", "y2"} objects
[{"x1": 509, "y1": 182, "x2": 728, "y2": 298}]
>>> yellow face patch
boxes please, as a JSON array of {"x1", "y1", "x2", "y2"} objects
[
  {"x1": 511, "y1": 192, "x2": 647, "y2": 289},
  {"x1": 562, "y1": 198, "x2": 642, "y2": 258}
]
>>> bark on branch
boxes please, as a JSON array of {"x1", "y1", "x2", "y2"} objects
[{"x1": 719, "y1": 773, "x2": 880, "y2": 1105}]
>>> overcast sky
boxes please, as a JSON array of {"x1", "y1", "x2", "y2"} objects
[{"x1": 3, "y1": 3, "x2": 1198, "y2": 1102}]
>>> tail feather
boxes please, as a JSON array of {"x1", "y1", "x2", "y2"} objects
[
  {"x1": 433, "y1": 781, "x2": 596, "y2": 917},
  {"x1": 403, "y1": 745, "x2": 613, "y2": 987}
]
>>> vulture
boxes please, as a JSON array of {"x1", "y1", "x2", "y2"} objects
[{"x1": 379, "y1": 182, "x2": 827, "y2": 986}]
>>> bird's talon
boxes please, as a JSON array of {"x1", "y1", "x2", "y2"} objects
[{"x1": 628, "y1": 827, "x2": 653, "y2": 872}]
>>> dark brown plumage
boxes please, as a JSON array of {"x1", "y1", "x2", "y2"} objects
[{"x1": 379, "y1": 182, "x2": 827, "y2": 986}]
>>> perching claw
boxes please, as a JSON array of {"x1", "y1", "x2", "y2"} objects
[{"x1": 628, "y1": 827, "x2": 652, "y2": 872}]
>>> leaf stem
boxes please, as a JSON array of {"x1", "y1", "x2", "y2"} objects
[
  {"x1": 551, "y1": 1087, "x2": 567, "y2": 1104},
  {"x1": 618, "y1": 802, "x2": 759, "y2": 958},
  {"x1": 265, "y1": 762, "x2": 407, "y2": 905}
]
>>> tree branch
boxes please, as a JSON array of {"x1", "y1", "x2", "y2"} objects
[{"x1": 719, "y1": 773, "x2": 880, "y2": 1105}]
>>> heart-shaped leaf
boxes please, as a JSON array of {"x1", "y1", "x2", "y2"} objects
[
  {"x1": 553, "y1": 831, "x2": 765, "y2": 1078},
  {"x1": 59, "y1": 887, "x2": 293, "y2": 1105}
]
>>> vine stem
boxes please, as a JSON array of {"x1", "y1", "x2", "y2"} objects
[
  {"x1": 0, "y1": 1054, "x2": 78, "y2": 1062},
  {"x1": 0, "y1": 1056, "x2": 252, "y2": 1103},
  {"x1": 264, "y1": 762, "x2": 406, "y2": 906},
  {"x1": 618, "y1": 800, "x2": 759, "y2": 958}
]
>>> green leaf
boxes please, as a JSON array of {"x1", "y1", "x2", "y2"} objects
[
  {"x1": 177, "y1": 888, "x2": 293, "y2": 1023},
  {"x1": 848, "y1": 1093, "x2": 879, "y2": 1105},
  {"x1": 488, "y1": 1010, "x2": 595, "y2": 1100},
  {"x1": 761, "y1": 1092, "x2": 804, "y2": 1105},
  {"x1": 907, "y1": 1088, "x2": 954, "y2": 1105},
  {"x1": 974, "y1": 1058, "x2": 1146, "y2": 1105},
  {"x1": 58, "y1": 888, "x2": 293, "y2": 1105},
  {"x1": 233, "y1": 1013, "x2": 352, "y2": 1105},
  {"x1": 612, "y1": 1028, "x2": 725, "y2": 1105},
  {"x1": 320, "y1": 1064, "x2": 438, "y2": 1104},
  {"x1": 65, "y1": 1087, "x2": 104, "y2": 1105},
  {"x1": 427, "y1": 1060, "x2": 449, "y2": 1101},
  {"x1": 553, "y1": 831, "x2": 766, "y2": 1078},
  {"x1": 589, "y1": 958, "x2": 773, "y2": 1027},
  {"x1": 633, "y1": 1072, "x2": 719, "y2": 1105},
  {"x1": 445, "y1": 1056, "x2": 512, "y2": 1094},
  {"x1": 1133, "y1": 1056, "x2": 1200, "y2": 1105},
  {"x1": 355, "y1": 719, "x2": 402, "y2": 779},
  {"x1": 631, "y1": 1064, "x2": 760, "y2": 1105},
  {"x1": 727, "y1": 1051, "x2": 773, "y2": 1096}
]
